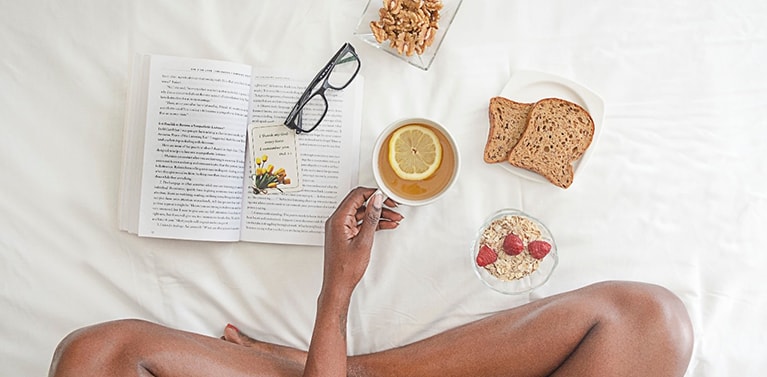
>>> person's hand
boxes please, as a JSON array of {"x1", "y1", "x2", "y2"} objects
[{"x1": 322, "y1": 187, "x2": 402, "y2": 297}]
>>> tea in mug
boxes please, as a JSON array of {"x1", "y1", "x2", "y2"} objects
[{"x1": 377, "y1": 123, "x2": 456, "y2": 202}]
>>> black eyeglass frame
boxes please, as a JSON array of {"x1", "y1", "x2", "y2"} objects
[{"x1": 283, "y1": 43, "x2": 361, "y2": 134}]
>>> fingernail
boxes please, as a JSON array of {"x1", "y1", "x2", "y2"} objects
[
  {"x1": 373, "y1": 192, "x2": 383, "y2": 209},
  {"x1": 226, "y1": 323, "x2": 239, "y2": 333}
]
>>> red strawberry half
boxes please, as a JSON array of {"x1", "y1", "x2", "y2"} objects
[
  {"x1": 476, "y1": 245, "x2": 498, "y2": 267},
  {"x1": 528, "y1": 240, "x2": 552, "y2": 260},
  {"x1": 502, "y1": 233, "x2": 524, "y2": 255}
]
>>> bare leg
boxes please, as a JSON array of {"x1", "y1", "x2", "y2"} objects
[
  {"x1": 349, "y1": 281, "x2": 693, "y2": 377},
  {"x1": 49, "y1": 319, "x2": 305, "y2": 377},
  {"x1": 221, "y1": 324, "x2": 307, "y2": 368},
  {"x1": 49, "y1": 281, "x2": 693, "y2": 377}
]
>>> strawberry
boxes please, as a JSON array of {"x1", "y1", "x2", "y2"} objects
[
  {"x1": 476, "y1": 245, "x2": 498, "y2": 267},
  {"x1": 502, "y1": 233, "x2": 524, "y2": 255},
  {"x1": 528, "y1": 240, "x2": 552, "y2": 260}
]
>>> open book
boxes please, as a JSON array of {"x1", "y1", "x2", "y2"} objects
[{"x1": 119, "y1": 54, "x2": 363, "y2": 245}]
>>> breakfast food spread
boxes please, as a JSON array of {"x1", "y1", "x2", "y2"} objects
[
  {"x1": 484, "y1": 96, "x2": 595, "y2": 188},
  {"x1": 476, "y1": 214, "x2": 552, "y2": 281},
  {"x1": 369, "y1": 0, "x2": 443, "y2": 56}
]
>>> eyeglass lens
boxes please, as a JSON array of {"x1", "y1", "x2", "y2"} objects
[
  {"x1": 296, "y1": 93, "x2": 328, "y2": 131},
  {"x1": 326, "y1": 49, "x2": 360, "y2": 89}
]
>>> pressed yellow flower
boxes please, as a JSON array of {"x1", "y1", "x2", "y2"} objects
[
  {"x1": 262, "y1": 154, "x2": 268, "y2": 163},
  {"x1": 255, "y1": 157, "x2": 262, "y2": 165},
  {"x1": 267, "y1": 164, "x2": 274, "y2": 174},
  {"x1": 275, "y1": 168, "x2": 285, "y2": 176},
  {"x1": 267, "y1": 182, "x2": 278, "y2": 188},
  {"x1": 284, "y1": 178, "x2": 291, "y2": 185}
]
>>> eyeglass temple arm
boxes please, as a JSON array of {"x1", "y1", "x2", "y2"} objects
[
  {"x1": 284, "y1": 43, "x2": 358, "y2": 130},
  {"x1": 300, "y1": 44, "x2": 353, "y2": 96}
]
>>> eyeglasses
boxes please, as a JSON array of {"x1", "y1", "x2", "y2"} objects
[{"x1": 284, "y1": 43, "x2": 361, "y2": 134}]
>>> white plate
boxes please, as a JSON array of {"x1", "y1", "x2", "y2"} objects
[{"x1": 497, "y1": 70, "x2": 605, "y2": 184}]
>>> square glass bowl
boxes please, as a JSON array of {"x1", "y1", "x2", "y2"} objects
[{"x1": 353, "y1": 0, "x2": 463, "y2": 71}]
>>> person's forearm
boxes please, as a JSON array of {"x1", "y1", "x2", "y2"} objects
[{"x1": 302, "y1": 287, "x2": 352, "y2": 377}]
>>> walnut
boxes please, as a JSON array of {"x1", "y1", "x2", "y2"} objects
[{"x1": 369, "y1": 0, "x2": 442, "y2": 56}]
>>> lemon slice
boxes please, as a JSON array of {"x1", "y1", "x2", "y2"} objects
[{"x1": 388, "y1": 125, "x2": 443, "y2": 180}]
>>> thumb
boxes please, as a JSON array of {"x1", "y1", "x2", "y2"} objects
[{"x1": 356, "y1": 191, "x2": 384, "y2": 247}]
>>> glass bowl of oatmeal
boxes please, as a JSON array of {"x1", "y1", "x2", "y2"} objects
[{"x1": 471, "y1": 209, "x2": 558, "y2": 295}]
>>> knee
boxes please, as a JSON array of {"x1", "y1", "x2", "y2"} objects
[
  {"x1": 593, "y1": 281, "x2": 694, "y2": 359},
  {"x1": 49, "y1": 319, "x2": 151, "y2": 376}
]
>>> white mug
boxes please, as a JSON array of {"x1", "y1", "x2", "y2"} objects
[{"x1": 372, "y1": 117, "x2": 460, "y2": 206}]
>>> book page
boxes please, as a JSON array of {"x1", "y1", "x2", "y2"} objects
[
  {"x1": 136, "y1": 55, "x2": 252, "y2": 241},
  {"x1": 240, "y1": 73, "x2": 363, "y2": 246},
  {"x1": 119, "y1": 54, "x2": 152, "y2": 234}
]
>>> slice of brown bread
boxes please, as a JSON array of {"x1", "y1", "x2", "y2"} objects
[
  {"x1": 507, "y1": 98, "x2": 594, "y2": 188},
  {"x1": 483, "y1": 97, "x2": 533, "y2": 163}
]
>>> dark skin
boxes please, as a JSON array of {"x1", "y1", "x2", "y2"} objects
[
  {"x1": 49, "y1": 187, "x2": 693, "y2": 377},
  {"x1": 303, "y1": 188, "x2": 400, "y2": 377}
]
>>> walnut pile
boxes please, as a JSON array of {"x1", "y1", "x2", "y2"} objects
[{"x1": 369, "y1": 0, "x2": 443, "y2": 56}]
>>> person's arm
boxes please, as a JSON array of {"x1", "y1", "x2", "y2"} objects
[
  {"x1": 302, "y1": 282, "x2": 354, "y2": 377},
  {"x1": 302, "y1": 188, "x2": 400, "y2": 377}
]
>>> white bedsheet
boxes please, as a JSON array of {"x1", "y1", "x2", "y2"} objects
[{"x1": 1, "y1": 0, "x2": 766, "y2": 375}]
